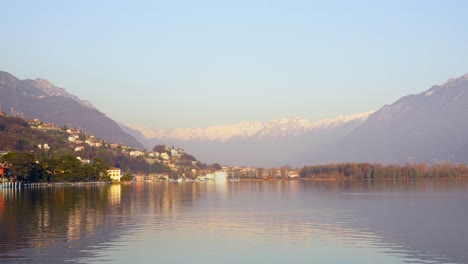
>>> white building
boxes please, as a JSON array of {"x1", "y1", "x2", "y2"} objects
[
  {"x1": 148, "y1": 152, "x2": 159, "y2": 158},
  {"x1": 107, "y1": 167, "x2": 121, "y2": 182},
  {"x1": 75, "y1": 146, "x2": 84, "y2": 152},
  {"x1": 170, "y1": 148, "x2": 179, "y2": 157},
  {"x1": 160, "y1": 153, "x2": 170, "y2": 160},
  {"x1": 129, "y1": 150, "x2": 144, "y2": 157},
  {"x1": 205, "y1": 173, "x2": 215, "y2": 181},
  {"x1": 215, "y1": 170, "x2": 227, "y2": 181}
]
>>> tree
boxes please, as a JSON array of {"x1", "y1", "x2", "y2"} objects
[
  {"x1": 280, "y1": 165, "x2": 291, "y2": 179},
  {"x1": 121, "y1": 172, "x2": 132, "y2": 181},
  {"x1": 3, "y1": 153, "x2": 45, "y2": 182},
  {"x1": 210, "y1": 163, "x2": 222, "y2": 171},
  {"x1": 153, "y1": 144, "x2": 167, "y2": 153}
]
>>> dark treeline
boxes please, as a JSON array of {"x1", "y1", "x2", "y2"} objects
[
  {"x1": 1, "y1": 153, "x2": 107, "y2": 182},
  {"x1": 300, "y1": 163, "x2": 468, "y2": 179}
]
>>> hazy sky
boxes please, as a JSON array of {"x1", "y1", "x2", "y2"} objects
[{"x1": 1, "y1": 0, "x2": 468, "y2": 128}]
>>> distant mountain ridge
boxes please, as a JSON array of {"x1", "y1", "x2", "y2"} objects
[
  {"x1": 130, "y1": 111, "x2": 373, "y2": 167},
  {"x1": 133, "y1": 111, "x2": 374, "y2": 142},
  {"x1": 0, "y1": 71, "x2": 143, "y2": 149}
]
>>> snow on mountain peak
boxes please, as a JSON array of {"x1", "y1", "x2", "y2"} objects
[{"x1": 132, "y1": 111, "x2": 374, "y2": 142}]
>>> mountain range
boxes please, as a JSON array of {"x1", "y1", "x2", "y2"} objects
[
  {"x1": 2, "y1": 69, "x2": 467, "y2": 167},
  {"x1": 0, "y1": 71, "x2": 143, "y2": 149},
  {"x1": 129, "y1": 112, "x2": 374, "y2": 167},
  {"x1": 130, "y1": 73, "x2": 468, "y2": 167}
]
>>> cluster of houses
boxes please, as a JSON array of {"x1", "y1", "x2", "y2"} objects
[
  {"x1": 129, "y1": 169, "x2": 229, "y2": 183},
  {"x1": 12, "y1": 118, "x2": 302, "y2": 183},
  {"x1": 28, "y1": 119, "x2": 102, "y2": 152},
  {"x1": 27, "y1": 118, "x2": 196, "y2": 181},
  {"x1": 120, "y1": 166, "x2": 300, "y2": 183},
  {"x1": 28, "y1": 119, "x2": 62, "y2": 132},
  {"x1": 67, "y1": 128, "x2": 103, "y2": 148}
]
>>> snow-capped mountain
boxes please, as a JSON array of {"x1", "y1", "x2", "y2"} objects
[
  {"x1": 130, "y1": 111, "x2": 373, "y2": 167},
  {"x1": 133, "y1": 111, "x2": 373, "y2": 142}
]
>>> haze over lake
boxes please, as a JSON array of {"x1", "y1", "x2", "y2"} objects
[{"x1": 1, "y1": 180, "x2": 467, "y2": 263}]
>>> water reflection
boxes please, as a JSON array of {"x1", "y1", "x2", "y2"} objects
[{"x1": 1, "y1": 180, "x2": 467, "y2": 263}]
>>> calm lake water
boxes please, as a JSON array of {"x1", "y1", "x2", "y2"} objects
[{"x1": 1, "y1": 180, "x2": 467, "y2": 263}]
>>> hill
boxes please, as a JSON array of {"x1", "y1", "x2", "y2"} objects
[
  {"x1": 296, "y1": 73, "x2": 468, "y2": 166},
  {"x1": 0, "y1": 113, "x2": 218, "y2": 182},
  {"x1": 0, "y1": 71, "x2": 143, "y2": 149}
]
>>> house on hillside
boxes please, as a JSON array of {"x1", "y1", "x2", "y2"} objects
[
  {"x1": 85, "y1": 139, "x2": 102, "y2": 148},
  {"x1": 109, "y1": 143, "x2": 120, "y2": 149},
  {"x1": 160, "y1": 153, "x2": 170, "y2": 160},
  {"x1": 68, "y1": 136, "x2": 78, "y2": 142},
  {"x1": 129, "y1": 150, "x2": 144, "y2": 157},
  {"x1": 39, "y1": 123, "x2": 61, "y2": 132},
  {"x1": 107, "y1": 167, "x2": 121, "y2": 182},
  {"x1": 170, "y1": 148, "x2": 179, "y2": 157},
  {"x1": 148, "y1": 152, "x2": 159, "y2": 158},
  {"x1": 75, "y1": 146, "x2": 84, "y2": 152}
]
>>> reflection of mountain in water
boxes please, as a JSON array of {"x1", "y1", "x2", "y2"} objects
[{"x1": 1, "y1": 181, "x2": 467, "y2": 263}]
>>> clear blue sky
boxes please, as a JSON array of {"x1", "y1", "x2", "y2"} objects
[{"x1": 1, "y1": 0, "x2": 468, "y2": 128}]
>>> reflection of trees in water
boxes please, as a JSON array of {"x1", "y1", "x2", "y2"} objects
[
  {"x1": 0, "y1": 186, "x2": 116, "y2": 261},
  {"x1": 1, "y1": 180, "x2": 467, "y2": 263},
  {"x1": 0, "y1": 182, "x2": 210, "y2": 262}
]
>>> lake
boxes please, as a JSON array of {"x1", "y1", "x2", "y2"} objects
[{"x1": 1, "y1": 180, "x2": 467, "y2": 263}]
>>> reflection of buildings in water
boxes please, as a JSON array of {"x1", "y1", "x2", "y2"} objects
[
  {"x1": 64, "y1": 188, "x2": 106, "y2": 242},
  {"x1": 108, "y1": 184, "x2": 121, "y2": 206},
  {"x1": 67, "y1": 205, "x2": 84, "y2": 241},
  {"x1": 213, "y1": 171, "x2": 228, "y2": 196},
  {"x1": 132, "y1": 182, "x2": 221, "y2": 216},
  {"x1": 205, "y1": 182, "x2": 227, "y2": 199},
  {"x1": 224, "y1": 180, "x2": 302, "y2": 195}
]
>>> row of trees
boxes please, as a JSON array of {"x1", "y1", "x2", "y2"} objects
[
  {"x1": 300, "y1": 163, "x2": 468, "y2": 179},
  {"x1": 1, "y1": 153, "x2": 108, "y2": 182}
]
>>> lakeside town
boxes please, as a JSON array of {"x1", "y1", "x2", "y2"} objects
[
  {"x1": 0, "y1": 113, "x2": 301, "y2": 187},
  {"x1": 2, "y1": 112, "x2": 468, "y2": 188}
]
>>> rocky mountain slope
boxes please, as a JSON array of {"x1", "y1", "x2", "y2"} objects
[
  {"x1": 296, "y1": 73, "x2": 468, "y2": 166},
  {"x1": 0, "y1": 71, "x2": 143, "y2": 149}
]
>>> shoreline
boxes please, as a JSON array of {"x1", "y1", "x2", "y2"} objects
[{"x1": 2, "y1": 177, "x2": 468, "y2": 189}]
